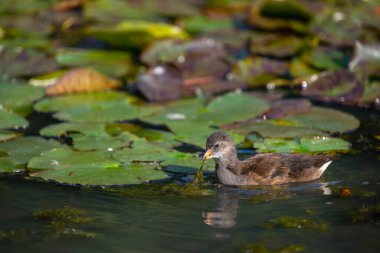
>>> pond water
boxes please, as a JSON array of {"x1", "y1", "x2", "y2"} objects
[{"x1": 1, "y1": 106, "x2": 379, "y2": 253}]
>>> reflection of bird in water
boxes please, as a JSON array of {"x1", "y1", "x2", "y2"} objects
[
  {"x1": 202, "y1": 187, "x2": 240, "y2": 229},
  {"x1": 203, "y1": 132, "x2": 333, "y2": 186}
]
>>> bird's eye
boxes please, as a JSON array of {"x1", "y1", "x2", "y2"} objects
[{"x1": 214, "y1": 143, "x2": 220, "y2": 148}]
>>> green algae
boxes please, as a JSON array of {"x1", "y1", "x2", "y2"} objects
[
  {"x1": 32, "y1": 206, "x2": 97, "y2": 239},
  {"x1": 119, "y1": 183, "x2": 214, "y2": 199},
  {"x1": 241, "y1": 243, "x2": 304, "y2": 253},
  {"x1": 350, "y1": 203, "x2": 380, "y2": 223},
  {"x1": 262, "y1": 216, "x2": 329, "y2": 232}
]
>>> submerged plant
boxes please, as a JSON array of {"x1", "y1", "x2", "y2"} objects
[
  {"x1": 262, "y1": 216, "x2": 329, "y2": 232},
  {"x1": 350, "y1": 203, "x2": 380, "y2": 223},
  {"x1": 32, "y1": 206, "x2": 97, "y2": 239},
  {"x1": 241, "y1": 243, "x2": 304, "y2": 253},
  {"x1": 119, "y1": 183, "x2": 214, "y2": 199}
]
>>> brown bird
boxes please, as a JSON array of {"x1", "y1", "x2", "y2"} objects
[{"x1": 203, "y1": 132, "x2": 333, "y2": 186}]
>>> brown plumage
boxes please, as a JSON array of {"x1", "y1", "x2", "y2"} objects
[{"x1": 203, "y1": 131, "x2": 333, "y2": 186}]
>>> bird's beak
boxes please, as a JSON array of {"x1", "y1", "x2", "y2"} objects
[{"x1": 202, "y1": 149, "x2": 213, "y2": 161}]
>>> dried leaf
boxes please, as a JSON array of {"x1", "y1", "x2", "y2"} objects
[{"x1": 46, "y1": 68, "x2": 121, "y2": 96}]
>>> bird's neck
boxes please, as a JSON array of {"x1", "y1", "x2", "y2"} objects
[{"x1": 215, "y1": 150, "x2": 241, "y2": 175}]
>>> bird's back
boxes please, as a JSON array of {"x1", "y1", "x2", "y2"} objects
[{"x1": 238, "y1": 153, "x2": 333, "y2": 185}]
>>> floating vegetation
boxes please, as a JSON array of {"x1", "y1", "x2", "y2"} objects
[
  {"x1": 0, "y1": 206, "x2": 97, "y2": 243},
  {"x1": 241, "y1": 243, "x2": 305, "y2": 253},
  {"x1": 119, "y1": 183, "x2": 214, "y2": 199},
  {"x1": 350, "y1": 203, "x2": 380, "y2": 223},
  {"x1": 249, "y1": 190, "x2": 293, "y2": 203},
  {"x1": 262, "y1": 216, "x2": 329, "y2": 232}
]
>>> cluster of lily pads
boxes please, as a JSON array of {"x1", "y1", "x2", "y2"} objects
[{"x1": 0, "y1": 0, "x2": 374, "y2": 187}]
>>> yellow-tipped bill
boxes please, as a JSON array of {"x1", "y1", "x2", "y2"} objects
[{"x1": 202, "y1": 149, "x2": 213, "y2": 161}]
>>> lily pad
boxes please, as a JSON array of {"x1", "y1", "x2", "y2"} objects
[
  {"x1": 167, "y1": 121, "x2": 244, "y2": 148},
  {"x1": 69, "y1": 133, "x2": 133, "y2": 152},
  {"x1": 112, "y1": 139, "x2": 169, "y2": 163},
  {"x1": 136, "y1": 64, "x2": 183, "y2": 102},
  {"x1": 286, "y1": 107, "x2": 360, "y2": 133},
  {"x1": 141, "y1": 38, "x2": 228, "y2": 67},
  {"x1": 34, "y1": 91, "x2": 136, "y2": 113},
  {"x1": 0, "y1": 157, "x2": 19, "y2": 174},
  {"x1": 54, "y1": 100, "x2": 159, "y2": 123},
  {"x1": 178, "y1": 15, "x2": 233, "y2": 34},
  {"x1": 254, "y1": 137, "x2": 350, "y2": 153},
  {"x1": 27, "y1": 148, "x2": 169, "y2": 186},
  {"x1": 0, "y1": 108, "x2": 28, "y2": 129},
  {"x1": 142, "y1": 98, "x2": 204, "y2": 125},
  {"x1": 40, "y1": 122, "x2": 107, "y2": 138},
  {"x1": 203, "y1": 91, "x2": 270, "y2": 125},
  {"x1": 86, "y1": 21, "x2": 188, "y2": 49},
  {"x1": 233, "y1": 119, "x2": 326, "y2": 138},
  {"x1": 0, "y1": 130, "x2": 19, "y2": 141},
  {"x1": 311, "y1": 11, "x2": 362, "y2": 48},
  {"x1": 250, "y1": 33, "x2": 305, "y2": 58},
  {"x1": 302, "y1": 70, "x2": 364, "y2": 105},
  {"x1": 0, "y1": 137, "x2": 62, "y2": 164},
  {"x1": 0, "y1": 47, "x2": 58, "y2": 78},
  {"x1": 55, "y1": 48, "x2": 132, "y2": 78},
  {"x1": 303, "y1": 46, "x2": 348, "y2": 70},
  {"x1": 233, "y1": 57, "x2": 289, "y2": 87},
  {"x1": 0, "y1": 83, "x2": 44, "y2": 115},
  {"x1": 161, "y1": 153, "x2": 215, "y2": 174},
  {"x1": 290, "y1": 58, "x2": 318, "y2": 78},
  {"x1": 45, "y1": 68, "x2": 121, "y2": 96},
  {"x1": 83, "y1": 0, "x2": 159, "y2": 23},
  {"x1": 247, "y1": 0, "x2": 311, "y2": 33}
]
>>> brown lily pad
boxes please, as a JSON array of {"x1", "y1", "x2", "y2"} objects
[
  {"x1": 136, "y1": 64, "x2": 183, "y2": 102},
  {"x1": 46, "y1": 68, "x2": 121, "y2": 96},
  {"x1": 302, "y1": 70, "x2": 364, "y2": 105}
]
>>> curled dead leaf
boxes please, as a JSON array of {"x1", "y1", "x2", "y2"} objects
[{"x1": 46, "y1": 68, "x2": 121, "y2": 96}]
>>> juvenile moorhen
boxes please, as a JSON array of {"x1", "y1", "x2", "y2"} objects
[{"x1": 203, "y1": 132, "x2": 333, "y2": 186}]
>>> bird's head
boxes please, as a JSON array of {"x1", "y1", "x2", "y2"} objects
[{"x1": 203, "y1": 131, "x2": 236, "y2": 161}]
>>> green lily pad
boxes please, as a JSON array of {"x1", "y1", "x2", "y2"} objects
[
  {"x1": 290, "y1": 58, "x2": 318, "y2": 78},
  {"x1": 29, "y1": 70, "x2": 66, "y2": 87},
  {"x1": 0, "y1": 47, "x2": 58, "y2": 78},
  {"x1": 303, "y1": 46, "x2": 348, "y2": 70},
  {"x1": 40, "y1": 122, "x2": 108, "y2": 138},
  {"x1": 233, "y1": 119, "x2": 326, "y2": 138},
  {"x1": 286, "y1": 107, "x2": 360, "y2": 133},
  {"x1": 0, "y1": 83, "x2": 44, "y2": 115},
  {"x1": 34, "y1": 91, "x2": 137, "y2": 113},
  {"x1": 54, "y1": 100, "x2": 160, "y2": 123},
  {"x1": 178, "y1": 15, "x2": 233, "y2": 34},
  {"x1": 112, "y1": 139, "x2": 169, "y2": 163},
  {"x1": 70, "y1": 133, "x2": 133, "y2": 151},
  {"x1": 0, "y1": 137, "x2": 62, "y2": 164},
  {"x1": 86, "y1": 20, "x2": 188, "y2": 49},
  {"x1": 161, "y1": 153, "x2": 215, "y2": 174},
  {"x1": 254, "y1": 137, "x2": 350, "y2": 153},
  {"x1": 0, "y1": 157, "x2": 19, "y2": 174},
  {"x1": 360, "y1": 81, "x2": 380, "y2": 105},
  {"x1": 83, "y1": 0, "x2": 159, "y2": 23},
  {"x1": 203, "y1": 91, "x2": 270, "y2": 125},
  {"x1": 28, "y1": 148, "x2": 169, "y2": 186},
  {"x1": 250, "y1": 33, "x2": 305, "y2": 58},
  {"x1": 56, "y1": 48, "x2": 132, "y2": 78},
  {"x1": 142, "y1": 98, "x2": 203, "y2": 125},
  {"x1": 0, "y1": 130, "x2": 20, "y2": 141},
  {"x1": 311, "y1": 11, "x2": 362, "y2": 48},
  {"x1": 167, "y1": 121, "x2": 244, "y2": 148},
  {"x1": 0, "y1": 108, "x2": 28, "y2": 129},
  {"x1": 233, "y1": 57, "x2": 289, "y2": 87}
]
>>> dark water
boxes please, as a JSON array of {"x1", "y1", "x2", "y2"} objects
[{"x1": 1, "y1": 107, "x2": 380, "y2": 253}]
